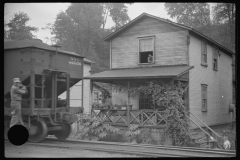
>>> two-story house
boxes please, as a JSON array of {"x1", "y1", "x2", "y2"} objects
[{"x1": 85, "y1": 13, "x2": 234, "y2": 130}]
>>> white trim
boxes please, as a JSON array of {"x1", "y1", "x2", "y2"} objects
[{"x1": 137, "y1": 35, "x2": 156, "y2": 38}]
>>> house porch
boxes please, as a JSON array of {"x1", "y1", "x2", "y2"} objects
[{"x1": 85, "y1": 65, "x2": 193, "y2": 128}]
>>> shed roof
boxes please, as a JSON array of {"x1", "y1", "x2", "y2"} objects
[
  {"x1": 104, "y1": 13, "x2": 234, "y2": 56},
  {"x1": 4, "y1": 39, "x2": 84, "y2": 58},
  {"x1": 85, "y1": 65, "x2": 194, "y2": 80},
  {"x1": 84, "y1": 58, "x2": 95, "y2": 64}
]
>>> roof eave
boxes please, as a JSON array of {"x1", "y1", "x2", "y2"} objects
[
  {"x1": 5, "y1": 46, "x2": 85, "y2": 58},
  {"x1": 85, "y1": 75, "x2": 176, "y2": 80},
  {"x1": 103, "y1": 13, "x2": 235, "y2": 55},
  {"x1": 189, "y1": 29, "x2": 234, "y2": 56}
]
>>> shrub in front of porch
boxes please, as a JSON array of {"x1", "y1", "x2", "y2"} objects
[
  {"x1": 127, "y1": 81, "x2": 191, "y2": 146},
  {"x1": 70, "y1": 113, "x2": 121, "y2": 141}
]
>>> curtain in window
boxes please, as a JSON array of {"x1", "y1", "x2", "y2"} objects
[{"x1": 140, "y1": 38, "x2": 153, "y2": 52}]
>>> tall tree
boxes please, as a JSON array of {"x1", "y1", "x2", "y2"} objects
[
  {"x1": 100, "y1": 3, "x2": 131, "y2": 31},
  {"x1": 164, "y1": 3, "x2": 211, "y2": 30},
  {"x1": 6, "y1": 11, "x2": 38, "y2": 40},
  {"x1": 4, "y1": 4, "x2": 8, "y2": 38},
  {"x1": 45, "y1": 3, "x2": 130, "y2": 73},
  {"x1": 164, "y1": 3, "x2": 235, "y2": 52},
  {"x1": 212, "y1": 3, "x2": 235, "y2": 51}
]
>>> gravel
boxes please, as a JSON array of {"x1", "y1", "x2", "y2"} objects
[{"x1": 4, "y1": 142, "x2": 139, "y2": 158}]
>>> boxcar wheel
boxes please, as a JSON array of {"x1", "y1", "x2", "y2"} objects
[
  {"x1": 28, "y1": 118, "x2": 47, "y2": 143},
  {"x1": 54, "y1": 123, "x2": 72, "y2": 140}
]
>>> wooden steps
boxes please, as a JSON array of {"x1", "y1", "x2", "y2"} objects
[{"x1": 189, "y1": 130, "x2": 211, "y2": 149}]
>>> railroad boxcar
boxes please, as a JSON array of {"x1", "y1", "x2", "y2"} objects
[{"x1": 4, "y1": 39, "x2": 84, "y2": 142}]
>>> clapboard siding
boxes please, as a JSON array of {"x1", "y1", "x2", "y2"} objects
[
  {"x1": 189, "y1": 34, "x2": 232, "y2": 128},
  {"x1": 111, "y1": 17, "x2": 188, "y2": 69}
]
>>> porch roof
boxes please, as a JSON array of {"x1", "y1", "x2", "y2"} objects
[{"x1": 85, "y1": 65, "x2": 194, "y2": 81}]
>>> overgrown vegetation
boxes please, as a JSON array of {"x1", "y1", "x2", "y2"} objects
[
  {"x1": 112, "y1": 81, "x2": 191, "y2": 146},
  {"x1": 216, "y1": 129, "x2": 236, "y2": 150},
  {"x1": 70, "y1": 113, "x2": 120, "y2": 141},
  {"x1": 125, "y1": 124, "x2": 155, "y2": 144},
  {"x1": 125, "y1": 124, "x2": 141, "y2": 143}
]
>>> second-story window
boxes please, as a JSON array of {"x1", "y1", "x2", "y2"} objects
[
  {"x1": 201, "y1": 41, "x2": 207, "y2": 66},
  {"x1": 213, "y1": 47, "x2": 218, "y2": 71},
  {"x1": 139, "y1": 37, "x2": 154, "y2": 64}
]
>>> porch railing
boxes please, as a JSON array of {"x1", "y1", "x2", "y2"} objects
[{"x1": 91, "y1": 109, "x2": 167, "y2": 128}]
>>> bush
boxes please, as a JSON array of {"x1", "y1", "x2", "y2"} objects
[
  {"x1": 217, "y1": 129, "x2": 236, "y2": 150},
  {"x1": 71, "y1": 114, "x2": 120, "y2": 141},
  {"x1": 128, "y1": 81, "x2": 191, "y2": 146},
  {"x1": 125, "y1": 124, "x2": 141, "y2": 143}
]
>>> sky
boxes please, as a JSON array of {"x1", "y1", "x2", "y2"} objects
[
  {"x1": 4, "y1": 3, "x2": 175, "y2": 44},
  {"x1": 4, "y1": 3, "x2": 213, "y2": 45}
]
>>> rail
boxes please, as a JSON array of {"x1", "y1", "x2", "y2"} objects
[{"x1": 5, "y1": 137, "x2": 235, "y2": 157}]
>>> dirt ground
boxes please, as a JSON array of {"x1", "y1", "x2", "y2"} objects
[{"x1": 4, "y1": 142, "x2": 139, "y2": 158}]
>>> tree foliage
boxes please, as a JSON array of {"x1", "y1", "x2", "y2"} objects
[
  {"x1": 45, "y1": 3, "x2": 130, "y2": 73},
  {"x1": 164, "y1": 3, "x2": 235, "y2": 52},
  {"x1": 165, "y1": 3, "x2": 211, "y2": 29},
  {"x1": 4, "y1": 4, "x2": 8, "y2": 38},
  {"x1": 212, "y1": 3, "x2": 235, "y2": 51},
  {"x1": 6, "y1": 11, "x2": 38, "y2": 40},
  {"x1": 112, "y1": 81, "x2": 191, "y2": 146},
  {"x1": 101, "y1": 3, "x2": 131, "y2": 31},
  {"x1": 71, "y1": 113, "x2": 120, "y2": 141}
]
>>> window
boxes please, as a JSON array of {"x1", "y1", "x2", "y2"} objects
[
  {"x1": 139, "y1": 93, "x2": 166, "y2": 110},
  {"x1": 139, "y1": 37, "x2": 154, "y2": 64},
  {"x1": 139, "y1": 93, "x2": 153, "y2": 109},
  {"x1": 213, "y1": 47, "x2": 218, "y2": 70},
  {"x1": 93, "y1": 92, "x2": 99, "y2": 104},
  {"x1": 201, "y1": 84, "x2": 208, "y2": 111},
  {"x1": 201, "y1": 41, "x2": 207, "y2": 66}
]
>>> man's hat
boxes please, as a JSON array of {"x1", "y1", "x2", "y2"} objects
[{"x1": 13, "y1": 78, "x2": 21, "y2": 83}]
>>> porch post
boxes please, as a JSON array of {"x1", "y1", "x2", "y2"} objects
[
  {"x1": 127, "y1": 80, "x2": 130, "y2": 126},
  {"x1": 81, "y1": 79, "x2": 84, "y2": 110},
  {"x1": 90, "y1": 80, "x2": 93, "y2": 116}
]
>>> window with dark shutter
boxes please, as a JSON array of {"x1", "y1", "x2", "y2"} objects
[
  {"x1": 201, "y1": 84, "x2": 208, "y2": 111},
  {"x1": 201, "y1": 41, "x2": 207, "y2": 66},
  {"x1": 213, "y1": 47, "x2": 218, "y2": 70}
]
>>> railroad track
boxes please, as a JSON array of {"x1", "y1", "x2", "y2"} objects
[{"x1": 5, "y1": 137, "x2": 236, "y2": 157}]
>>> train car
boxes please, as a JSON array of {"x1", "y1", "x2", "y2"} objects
[{"x1": 4, "y1": 39, "x2": 84, "y2": 142}]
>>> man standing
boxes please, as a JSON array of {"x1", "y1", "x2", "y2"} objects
[{"x1": 10, "y1": 78, "x2": 28, "y2": 128}]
